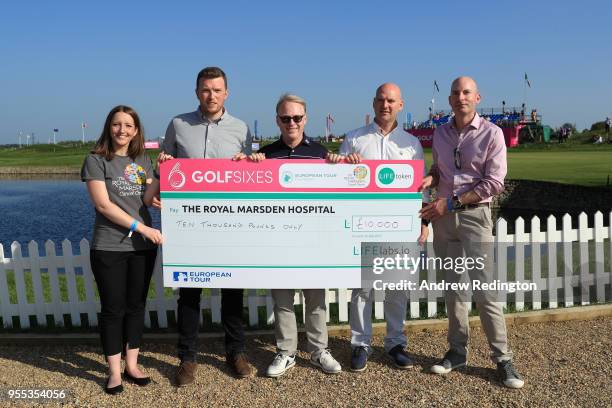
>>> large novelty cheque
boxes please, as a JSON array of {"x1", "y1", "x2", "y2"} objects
[{"x1": 160, "y1": 159, "x2": 423, "y2": 288}]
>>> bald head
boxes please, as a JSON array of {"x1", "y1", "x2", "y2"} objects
[
  {"x1": 451, "y1": 76, "x2": 479, "y2": 94},
  {"x1": 376, "y1": 83, "x2": 402, "y2": 99},
  {"x1": 449, "y1": 76, "x2": 481, "y2": 118},
  {"x1": 373, "y1": 83, "x2": 404, "y2": 127}
]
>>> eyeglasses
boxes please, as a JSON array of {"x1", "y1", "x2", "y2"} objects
[
  {"x1": 454, "y1": 148, "x2": 461, "y2": 169},
  {"x1": 278, "y1": 115, "x2": 304, "y2": 124}
]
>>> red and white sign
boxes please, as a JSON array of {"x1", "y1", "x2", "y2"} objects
[{"x1": 159, "y1": 159, "x2": 423, "y2": 193}]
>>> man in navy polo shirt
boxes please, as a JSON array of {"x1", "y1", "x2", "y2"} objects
[{"x1": 236, "y1": 94, "x2": 342, "y2": 377}]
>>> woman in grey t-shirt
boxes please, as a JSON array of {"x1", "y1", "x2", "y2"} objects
[{"x1": 81, "y1": 105, "x2": 162, "y2": 395}]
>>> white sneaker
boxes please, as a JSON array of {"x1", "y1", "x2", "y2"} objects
[
  {"x1": 310, "y1": 350, "x2": 342, "y2": 374},
  {"x1": 266, "y1": 353, "x2": 296, "y2": 378}
]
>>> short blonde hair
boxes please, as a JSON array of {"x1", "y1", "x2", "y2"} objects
[{"x1": 276, "y1": 93, "x2": 307, "y2": 114}]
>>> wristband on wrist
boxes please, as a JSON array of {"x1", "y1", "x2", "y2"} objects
[
  {"x1": 153, "y1": 169, "x2": 160, "y2": 179},
  {"x1": 447, "y1": 198, "x2": 454, "y2": 213},
  {"x1": 421, "y1": 218, "x2": 430, "y2": 226},
  {"x1": 128, "y1": 220, "x2": 139, "y2": 238}
]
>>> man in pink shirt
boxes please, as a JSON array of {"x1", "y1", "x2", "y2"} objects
[{"x1": 419, "y1": 76, "x2": 524, "y2": 389}]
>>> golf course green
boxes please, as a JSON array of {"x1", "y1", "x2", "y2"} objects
[{"x1": 0, "y1": 139, "x2": 610, "y2": 187}]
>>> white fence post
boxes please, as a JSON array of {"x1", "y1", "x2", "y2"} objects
[
  {"x1": 531, "y1": 216, "x2": 542, "y2": 310},
  {"x1": 265, "y1": 290, "x2": 275, "y2": 325},
  {"x1": 324, "y1": 289, "x2": 331, "y2": 323},
  {"x1": 61, "y1": 239, "x2": 81, "y2": 326},
  {"x1": 578, "y1": 213, "x2": 590, "y2": 305},
  {"x1": 561, "y1": 214, "x2": 574, "y2": 307},
  {"x1": 45, "y1": 240, "x2": 64, "y2": 326},
  {"x1": 210, "y1": 288, "x2": 221, "y2": 324},
  {"x1": 546, "y1": 215, "x2": 559, "y2": 309},
  {"x1": 514, "y1": 217, "x2": 526, "y2": 311},
  {"x1": 11, "y1": 242, "x2": 29, "y2": 328},
  {"x1": 495, "y1": 217, "x2": 509, "y2": 308},
  {"x1": 427, "y1": 254, "x2": 438, "y2": 318},
  {"x1": 0, "y1": 243, "x2": 14, "y2": 327},
  {"x1": 338, "y1": 288, "x2": 349, "y2": 322},
  {"x1": 28, "y1": 241, "x2": 46, "y2": 326},
  {"x1": 594, "y1": 211, "x2": 605, "y2": 303},
  {"x1": 247, "y1": 289, "x2": 259, "y2": 327}
]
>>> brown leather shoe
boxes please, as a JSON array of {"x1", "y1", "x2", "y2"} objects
[
  {"x1": 227, "y1": 352, "x2": 253, "y2": 378},
  {"x1": 175, "y1": 360, "x2": 197, "y2": 387}
]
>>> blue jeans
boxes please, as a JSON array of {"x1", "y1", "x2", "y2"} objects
[{"x1": 350, "y1": 288, "x2": 409, "y2": 353}]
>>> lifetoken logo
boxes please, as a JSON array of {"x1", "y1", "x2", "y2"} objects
[
  {"x1": 168, "y1": 162, "x2": 186, "y2": 190},
  {"x1": 375, "y1": 164, "x2": 414, "y2": 188},
  {"x1": 377, "y1": 167, "x2": 395, "y2": 185}
]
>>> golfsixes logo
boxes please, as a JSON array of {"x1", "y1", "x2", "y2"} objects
[{"x1": 168, "y1": 162, "x2": 186, "y2": 190}]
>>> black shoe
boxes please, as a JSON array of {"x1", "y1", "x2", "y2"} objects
[
  {"x1": 497, "y1": 360, "x2": 525, "y2": 389},
  {"x1": 430, "y1": 350, "x2": 466, "y2": 374},
  {"x1": 123, "y1": 369, "x2": 151, "y2": 386},
  {"x1": 105, "y1": 378, "x2": 123, "y2": 395},
  {"x1": 387, "y1": 345, "x2": 414, "y2": 369},
  {"x1": 350, "y1": 346, "x2": 369, "y2": 372}
]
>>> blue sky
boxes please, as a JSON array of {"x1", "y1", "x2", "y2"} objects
[{"x1": 0, "y1": 1, "x2": 611, "y2": 145}]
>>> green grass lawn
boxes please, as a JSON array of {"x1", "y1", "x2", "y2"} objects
[
  {"x1": 505, "y1": 149, "x2": 612, "y2": 186},
  {"x1": 0, "y1": 142, "x2": 159, "y2": 167},
  {"x1": 412, "y1": 146, "x2": 612, "y2": 187},
  {"x1": 1, "y1": 139, "x2": 611, "y2": 186}
]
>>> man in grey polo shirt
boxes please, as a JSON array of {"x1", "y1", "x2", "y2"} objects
[{"x1": 159, "y1": 66, "x2": 253, "y2": 385}]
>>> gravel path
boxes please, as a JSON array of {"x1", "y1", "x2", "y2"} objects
[{"x1": 0, "y1": 317, "x2": 610, "y2": 407}]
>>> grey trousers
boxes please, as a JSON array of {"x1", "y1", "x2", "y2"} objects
[
  {"x1": 432, "y1": 206, "x2": 513, "y2": 362},
  {"x1": 271, "y1": 289, "x2": 328, "y2": 357}
]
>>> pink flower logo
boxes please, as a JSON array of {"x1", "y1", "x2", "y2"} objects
[{"x1": 168, "y1": 162, "x2": 186, "y2": 190}]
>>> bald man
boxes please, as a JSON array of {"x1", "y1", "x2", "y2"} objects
[
  {"x1": 338, "y1": 83, "x2": 428, "y2": 372},
  {"x1": 419, "y1": 77, "x2": 524, "y2": 388}
]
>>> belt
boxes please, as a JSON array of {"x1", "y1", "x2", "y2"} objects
[{"x1": 456, "y1": 202, "x2": 490, "y2": 211}]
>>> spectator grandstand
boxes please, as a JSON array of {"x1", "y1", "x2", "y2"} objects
[
  {"x1": 412, "y1": 107, "x2": 530, "y2": 129},
  {"x1": 406, "y1": 106, "x2": 545, "y2": 148}
]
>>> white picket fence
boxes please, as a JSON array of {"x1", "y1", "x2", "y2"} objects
[{"x1": 0, "y1": 212, "x2": 610, "y2": 329}]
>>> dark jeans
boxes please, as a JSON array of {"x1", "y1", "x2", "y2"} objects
[
  {"x1": 177, "y1": 288, "x2": 245, "y2": 362},
  {"x1": 90, "y1": 249, "x2": 157, "y2": 356}
]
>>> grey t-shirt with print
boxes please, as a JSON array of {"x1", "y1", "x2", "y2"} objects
[{"x1": 81, "y1": 153, "x2": 156, "y2": 251}]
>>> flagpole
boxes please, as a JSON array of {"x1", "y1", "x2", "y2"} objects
[
  {"x1": 82, "y1": 123, "x2": 85, "y2": 144},
  {"x1": 523, "y1": 76, "x2": 526, "y2": 112},
  {"x1": 431, "y1": 87, "x2": 435, "y2": 120},
  {"x1": 325, "y1": 115, "x2": 328, "y2": 142},
  {"x1": 431, "y1": 80, "x2": 440, "y2": 123}
]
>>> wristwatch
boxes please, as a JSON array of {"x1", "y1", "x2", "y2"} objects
[{"x1": 447, "y1": 196, "x2": 463, "y2": 212}]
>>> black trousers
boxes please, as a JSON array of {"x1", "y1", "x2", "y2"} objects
[
  {"x1": 90, "y1": 249, "x2": 156, "y2": 356},
  {"x1": 177, "y1": 288, "x2": 245, "y2": 362}
]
